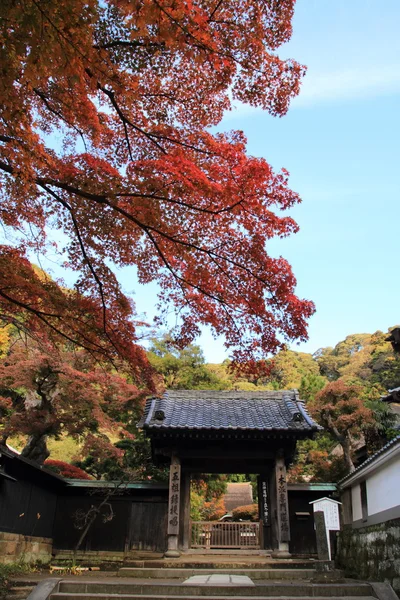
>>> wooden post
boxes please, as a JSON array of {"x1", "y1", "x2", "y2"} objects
[
  {"x1": 272, "y1": 452, "x2": 291, "y2": 557},
  {"x1": 269, "y1": 467, "x2": 278, "y2": 551},
  {"x1": 165, "y1": 454, "x2": 181, "y2": 558},
  {"x1": 179, "y1": 470, "x2": 191, "y2": 551}
]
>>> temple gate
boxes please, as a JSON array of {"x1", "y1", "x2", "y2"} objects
[{"x1": 138, "y1": 390, "x2": 320, "y2": 557}]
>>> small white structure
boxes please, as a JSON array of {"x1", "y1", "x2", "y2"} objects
[
  {"x1": 339, "y1": 435, "x2": 400, "y2": 527},
  {"x1": 310, "y1": 497, "x2": 341, "y2": 559},
  {"x1": 310, "y1": 497, "x2": 341, "y2": 530}
]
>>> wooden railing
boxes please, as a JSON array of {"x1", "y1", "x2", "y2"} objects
[{"x1": 190, "y1": 521, "x2": 260, "y2": 549}]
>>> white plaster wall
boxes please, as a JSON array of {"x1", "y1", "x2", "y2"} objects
[
  {"x1": 351, "y1": 484, "x2": 362, "y2": 521},
  {"x1": 366, "y1": 457, "x2": 400, "y2": 516}
]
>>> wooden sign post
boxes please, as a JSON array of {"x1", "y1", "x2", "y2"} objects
[
  {"x1": 310, "y1": 497, "x2": 341, "y2": 560},
  {"x1": 165, "y1": 455, "x2": 181, "y2": 557},
  {"x1": 276, "y1": 456, "x2": 290, "y2": 544}
]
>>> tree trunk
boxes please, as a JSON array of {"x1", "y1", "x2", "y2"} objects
[
  {"x1": 325, "y1": 415, "x2": 355, "y2": 474},
  {"x1": 342, "y1": 437, "x2": 355, "y2": 473},
  {"x1": 21, "y1": 433, "x2": 50, "y2": 464}
]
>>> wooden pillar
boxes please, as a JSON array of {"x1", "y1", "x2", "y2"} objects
[
  {"x1": 341, "y1": 488, "x2": 353, "y2": 525},
  {"x1": 165, "y1": 454, "x2": 181, "y2": 558},
  {"x1": 179, "y1": 471, "x2": 191, "y2": 551},
  {"x1": 272, "y1": 452, "x2": 291, "y2": 557}
]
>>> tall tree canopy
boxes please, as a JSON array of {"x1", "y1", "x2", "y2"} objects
[
  {"x1": 148, "y1": 333, "x2": 226, "y2": 389},
  {"x1": 0, "y1": 0, "x2": 314, "y2": 368},
  {"x1": 308, "y1": 381, "x2": 374, "y2": 473}
]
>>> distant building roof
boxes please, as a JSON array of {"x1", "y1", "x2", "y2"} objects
[
  {"x1": 138, "y1": 390, "x2": 321, "y2": 437},
  {"x1": 379, "y1": 388, "x2": 400, "y2": 430},
  {"x1": 386, "y1": 327, "x2": 400, "y2": 353},
  {"x1": 381, "y1": 387, "x2": 400, "y2": 403},
  {"x1": 224, "y1": 482, "x2": 253, "y2": 511}
]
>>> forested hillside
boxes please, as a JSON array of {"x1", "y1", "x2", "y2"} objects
[{"x1": 149, "y1": 328, "x2": 400, "y2": 394}]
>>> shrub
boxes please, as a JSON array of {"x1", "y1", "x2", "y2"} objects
[
  {"x1": 201, "y1": 497, "x2": 227, "y2": 521},
  {"x1": 232, "y1": 503, "x2": 259, "y2": 521},
  {"x1": 44, "y1": 459, "x2": 92, "y2": 480}
]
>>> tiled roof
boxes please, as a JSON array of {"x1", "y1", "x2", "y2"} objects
[
  {"x1": 224, "y1": 482, "x2": 253, "y2": 511},
  {"x1": 381, "y1": 386, "x2": 400, "y2": 403},
  {"x1": 138, "y1": 390, "x2": 321, "y2": 435},
  {"x1": 338, "y1": 434, "x2": 400, "y2": 486}
]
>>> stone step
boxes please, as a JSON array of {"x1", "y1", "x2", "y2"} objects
[
  {"x1": 118, "y1": 568, "x2": 318, "y2": 580},
  {"x1": 54, "y1": 580, "x2": 375, "y2": 597},
  {"x1": 5, "y1": 585, "x2": 34, "y2": 600},
  {"x1": 123, "y1": 561, "x2": 315, "y2": 570},
  {"x1": 51, "y1": 596, "x2": 377, "y2": 600},
  {"x1": 176, "y1": 550, "x2": 271, "y2": 554}
]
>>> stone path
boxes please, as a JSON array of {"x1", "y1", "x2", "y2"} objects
[{"x1": 182, "y1": 573, "x2": 255, "y2": 586}]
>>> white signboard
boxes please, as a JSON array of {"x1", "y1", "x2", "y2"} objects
[
  {"x1": 310, "y1": 498, "x2": 340, "y2": 531},
  {"x1": 310, "y1": 497, "x2": 342, "y2": 561}
]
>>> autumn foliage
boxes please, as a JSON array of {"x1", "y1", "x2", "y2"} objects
[
  {"x1": 0, "y1": 0, "x2": 314, "y2": 367},
  {"x1": 200, "y1": 497, "x2": 227, "y2": 521},
  {"x1": 232, "y1": 504, "x2": 259, "y2": 521},
  {"x1": 0, "y1": 339, "x2": 149, "y2": 463},
  {"x1": 44, "y1": 459, "x2": 92, "y2": 480},
  {"x1": 308, "y1": 380, "x2": 374, "y2": 472}
]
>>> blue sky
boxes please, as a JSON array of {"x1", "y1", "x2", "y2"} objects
[
  {"x1": 128, "y1": 0, "x2": 400, "y2": 361},
  {"x1": 39, "y1": 0, "x2": 400, "y2": 363}
]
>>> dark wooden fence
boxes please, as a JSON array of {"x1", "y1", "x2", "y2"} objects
[
  {"x1": 53, "y1": 488, "x2": 168, "y2": 553},
  {"x1": 128, "y1": 500, "x2": 168, "y2": 552},
  {"x1": 0, "y1": 449, "x2": 63, "y2": 538}
]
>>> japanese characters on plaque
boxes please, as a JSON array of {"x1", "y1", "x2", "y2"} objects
[
  {"x1": 311, "y1": 499, "x2": 340, "y2": 531},
  {"x1": 276, "y1": 468, "x2": 290, "y2": 542},
  {"x1": 261, "y1": 479, "x2": 270, "y2": 526},
  {"x1": 167, "y1": 462, "x2": 181, "y2": 535}
]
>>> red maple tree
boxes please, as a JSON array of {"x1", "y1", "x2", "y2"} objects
[
  {"x1": 0, "y1": 339, "x2": 151, "y2": 463},
  {"x1": 44, "y1": 459, "x2": 92, "y2": 480},
  {"x1": 0, "y1": 0, "x2": 314, "y2": 367}
]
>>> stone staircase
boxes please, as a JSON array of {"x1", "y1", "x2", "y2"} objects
[
  {"x1": 4, "y1": 582, "x2": 35, "y2": 600},
  {"x1": 117, "y1": 564, "x2": 318, "y2": 581},
  {"x1": 48, "y1": 579, "x2": 379, "y2": 600},
  {"x1": 13, "y1": 557, "x2": 399, "y2": 600}
]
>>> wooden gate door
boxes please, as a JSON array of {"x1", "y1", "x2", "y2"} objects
[
  {"x1": 190, "y1": 521, "x2": 260, "y2": 549},
  {"x1": 128, "y1": 501, "x2": 168, "y2": 553}
]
